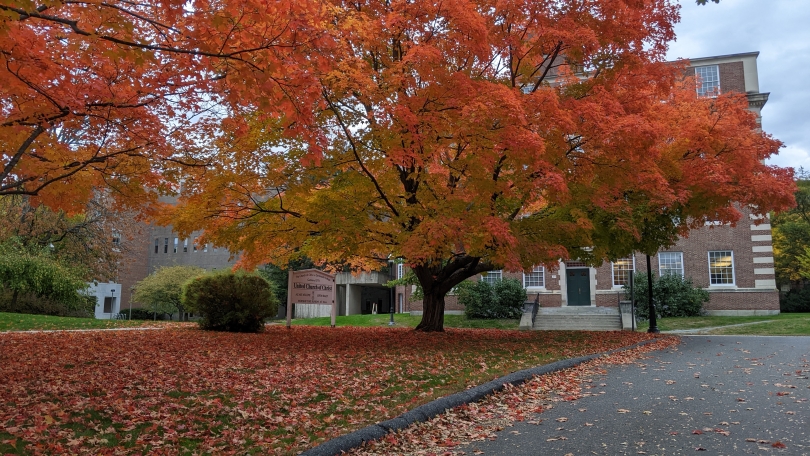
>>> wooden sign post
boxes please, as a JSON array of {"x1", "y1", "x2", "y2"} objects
[{"x1": 286, "y1": 269, "x2": 337, "y2": 328}]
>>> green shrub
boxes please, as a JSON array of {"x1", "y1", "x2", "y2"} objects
[
  {"x1": 183, "y1": 272, "x2": 278, "y2": 332},
  {"x1": 780, "y1": 287, "x2": 810, "y2": 313},
  {"x1": 0, "y1": 289, "x2": 94, "y2": 317},
  {"x1": 460, "y1": 277, "x2": 526, "y2": 319},
  {"x1": 627, "y1": 272, "x2": 709, "y2": 321}
]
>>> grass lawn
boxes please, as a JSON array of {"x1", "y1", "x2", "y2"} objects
[
  {"x1": 635, "y1": 313, "x2": 810, "y2": 335},
  {"x1": 0, "y1": 312, "x2": 176, "y2": 332},
  {"x1": 289, "y1": 313, "x2": 520, "y2": 330},
  {"x1": 0, "y1": 326, "x2": 655, "y2": 455}
]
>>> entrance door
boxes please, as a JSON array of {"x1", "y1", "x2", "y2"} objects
[{"x1": 566, "y1": 269, "x2": 590, "y2": 306}]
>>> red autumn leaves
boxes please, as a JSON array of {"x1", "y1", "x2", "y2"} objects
[{"x1": 0, "y1": 326, "x2": 653, "y2": 454}]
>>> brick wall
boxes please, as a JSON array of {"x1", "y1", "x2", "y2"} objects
[{"x1": 719, "y1": 61, "x2": 746, "y2": 94}]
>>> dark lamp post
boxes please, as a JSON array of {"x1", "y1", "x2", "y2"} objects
[{"x1": 646, "y1": 255, "x2": 659, "y2": 333}]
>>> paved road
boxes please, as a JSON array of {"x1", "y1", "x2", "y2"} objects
[{"x1": 471, "y1": 336, "x2": 810, "y2": 455}]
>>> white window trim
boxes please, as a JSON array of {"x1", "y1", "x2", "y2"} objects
[
  {"x1": 708, "y1": 250, "x2": 736, "y2": 287},
  {"x1": 523, "y1": 266, "x2": 545, "y2": 291},
  {"x1": 396, "y1": 263, "x2": 404, "y2": 280},
  {"x1": 480, "y1": 270, "x2": 503, "y2": 284},
  {"x1": 658, "y1": 252, "x2": 684, "y2": 277},
  {"x1": 611, "y1": 256, "x2": 636, "y2": 289},
  {"x1": 695, "y1": 64, "x2": 720, "y2": 98}
]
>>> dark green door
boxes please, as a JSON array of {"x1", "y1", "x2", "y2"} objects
[{"x1": 566, "y1": 269, "x2": 590, "y2": 306}]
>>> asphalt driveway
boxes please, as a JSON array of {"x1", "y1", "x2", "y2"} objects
[{"x1": 470, "y1": 336, "x2": 810, "y2": 455}]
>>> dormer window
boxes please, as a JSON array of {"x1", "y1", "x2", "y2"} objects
[{"x1": 695, "y1": 65, "x2": 720, "y2": 97}]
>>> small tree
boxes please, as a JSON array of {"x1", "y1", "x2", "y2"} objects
[
  {"x1": 627, "y1": 272, "x2": 709, "y2": 320},
  {"x1": 0, "y1": 244, "x2": 88, "y2": 312},
  {"x1": 183, "y1": 271, "x2": 278, "y2": 332},
  {"x1": 132, "y1": 266, "x2": 205, "y2": 320}
]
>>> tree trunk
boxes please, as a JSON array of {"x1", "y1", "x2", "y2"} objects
[
  {"x1": 411, "y1": 257, "x2": 492, "y2": 332},
  {"x1": 415, "y1": 289, "x2": 446, "y2": 332},
  {"x1": 10, "y1": 289, "x2": 19, "y2": 309}
]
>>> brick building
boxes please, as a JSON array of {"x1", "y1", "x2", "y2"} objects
[{"x1": 399, "y1": 52, "x2": 779, "y2": 318}]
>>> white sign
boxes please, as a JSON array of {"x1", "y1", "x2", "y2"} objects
[{"x1": 287, "y1": 269, "x2": 337, "y2": 327}]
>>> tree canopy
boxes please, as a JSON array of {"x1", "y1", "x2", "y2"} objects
[
  {"x1": 3, "y1": 0, "x2": 795, "y2": 331},
  {"x1": 166, "y1": 0, "x2": 795, "y2": 331},
  {"x1": 132, "y1": 265, "x2": 205, "y2": 319},
  {"x1": 772, "y1": 175, "x2": 810, "y2": 286}
]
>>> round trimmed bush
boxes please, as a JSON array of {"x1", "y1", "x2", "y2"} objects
[
  {"x1": 460, "y1": 277, "x2": 526, "y2": 319},
  {"x1": 183, "y1": 272, "x2": 278, "y2": 332}
]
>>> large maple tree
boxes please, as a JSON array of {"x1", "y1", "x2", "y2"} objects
[
  {"x1": 4, "y1": 1, "x2": 794, "y2": 332},
  {"x1": 167, "y1": 0, "x2": 794, "y2": 332},
  {"x1": 0, "y1": 0, "x2": 323, "y2": 212}
]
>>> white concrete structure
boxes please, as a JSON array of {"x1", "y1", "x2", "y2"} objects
[{"x1": 87, "y1": 282, "x2": 122, "y2": 319}]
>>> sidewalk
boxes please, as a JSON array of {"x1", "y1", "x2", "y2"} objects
[{"x1": 463, "y1": 335, "x2": 808, "y2": 455}]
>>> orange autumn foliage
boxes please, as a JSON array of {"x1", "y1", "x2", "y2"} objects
[
  {"x1": 167, "y1": 0, "x2": 794, "y2": 331},
  {"x1": 2, "y1": 1, "x2": 795, "y2": 331}
]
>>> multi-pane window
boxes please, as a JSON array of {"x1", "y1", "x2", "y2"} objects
[
  {"x1": 396, "y1": 263, "x2": 404, "y2": 280},
  {"x1": 112, "y1": 231, "x2": 121, "y2": 247},
  {"x1": 695, "y1": 65, "x2": 720, "y2": 97},
  {"x1": 154, "y1": 238, "x2": 159, "y2": 254},
  {"x1": 173, "y1": 237, "x2": 178, "y2": 253},
  {"x1": 183, "y1": 239, "x2": 188, "y2": 253},
  {"x1": 708, "y1": 251, "x2": 735, "y2": 285},
  {"x1": 523, "y1": 266, "x2": 545, "y2": 288},
  {"x1": 658, "y1": 252, "x2": 684, "y2": 277},
  {"x1": 612, "y1": 257, "x2": 634, "y2": 287},
  {"x1": 164, "y1": 238, "x2": 169, "y2": 253},
  {"x1": 480, "y1": 270, "x2": 502, "y2": 284}
]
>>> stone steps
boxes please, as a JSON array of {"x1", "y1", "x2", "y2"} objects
[{"x1": 532, "y1": 313, "x2": 622, "y2": 331}]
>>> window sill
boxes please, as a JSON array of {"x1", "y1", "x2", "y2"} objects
[{"x1": 525, "y1": 286, "x2": 547, "y2": 292}]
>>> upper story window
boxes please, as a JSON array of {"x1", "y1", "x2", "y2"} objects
[
  {"x1": 164, "y1": 238, "x2": 169, "y2": 254},
  {"x1": 173, "y1": 237, "x2": 178, "y2": 253},
  {"x1": 708, "y1": 250, "x2": 735, "y2": 285},
  {"x1": 183, "y1": 239, "x2": 188, "y2": 253},
  {"x1": 523, "y1": 266, "x2": 545, "y2": 288},
  {"x1": 396, "y1": 262, "x2": 404, "y2": 280},
  {"x1": 480, "y1": 270, "x2": 502, "y2": 284},
  {"x1": 695, "y1": 65, "x2": 720, "y2": 98},
  {"x1": 612, "y1": 257, "x2": 635, "y2": 287},
  {"x1": 154, "y1": 238, "x2": 159, "y2": 254},
  {"x1": 658, "y1": 252, "x2": 684, "y2": 277}
]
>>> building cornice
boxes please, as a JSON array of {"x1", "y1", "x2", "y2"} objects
[{"x1": 747, "y1": 92, "x2": 769, "y2": 109}]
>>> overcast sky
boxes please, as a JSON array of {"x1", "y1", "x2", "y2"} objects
[{"x1": 666, "y1": 0, "x2": 810, "y2": 174}]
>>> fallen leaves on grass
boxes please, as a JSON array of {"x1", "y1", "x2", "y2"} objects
[{"x1": 0, "y1": 326, "x2": 657, "y2": 455}]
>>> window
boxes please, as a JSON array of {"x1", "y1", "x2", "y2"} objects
[
  {"x1": 112, "y1": 231, "x2": 121, "y2": 247},
  {"x1": 612, "y1": 257, "x2": 635, "y2": 287},
  {"x1": 523, "y1": 266, "x2": 545, "y2": 288},
  {"x1": 396, "y1": 263, "x2": 404, "y2": 280},
  {"x1": 173, "y1": 237, "x2": 178, "y2": 253},
  {"x1": 695, "y1": 65, "x2": 720, "y2": 97},
  {"x1": 164, "y1": 238, "x2": 169, "y2": 254},
  {"x1": 154, "y1": 238, "x2": 159, "y2": 254},
  {"x1": 193, "y1": 244, "x2": 197, "y2": 252},
  {"x1": 183, "y1": 239, "x2": 188, "y2": 253},
  {"x1": 480, "y1": 270, "x2": 502, "y2": 284},
  {"x1": 658, "y1": 252, "x2": 684, "y2": 277},
  {"x1": 708, "y1": 251, "x2": 735, "y2": 285},
  {"x1": 103, "y1": 296, "x2": 116, "y2": 313},
  {"x1": 203, "y1": 244, "x2": 208, "y2": 252}
]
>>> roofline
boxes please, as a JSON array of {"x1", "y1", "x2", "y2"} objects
[{"x1": 674, "y1": 51, "x2": 760, "y2": 64}]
